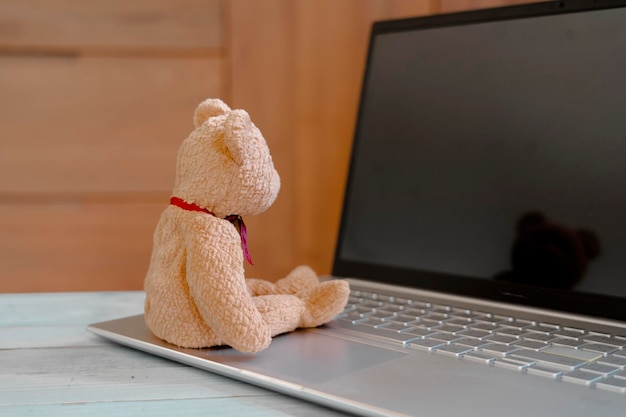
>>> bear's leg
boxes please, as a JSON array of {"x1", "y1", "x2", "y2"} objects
[
  {"x1": 299, "y1": 280, "x2": 350, "y2": 328},
  {"x1": 275, "y1": 265, "x2": 320, "y2": 295},
  {"x1": 246, "y1": 278, "x2": 277, "y2": 296},
  {"x1": 253, "y1": 294, "x2": 305, "y2": 337},
  {"x1": 246, "y1": 265, "x2": 320, "y2": 297}
]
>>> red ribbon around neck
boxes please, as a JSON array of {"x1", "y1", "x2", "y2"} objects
[{"x1": 170, "y1": 196, "x2": 253, "y2": 265}]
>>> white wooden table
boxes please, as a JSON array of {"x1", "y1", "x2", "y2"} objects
[{"x1": 0, "y1": 292, "x2": 350, "y2": 416}]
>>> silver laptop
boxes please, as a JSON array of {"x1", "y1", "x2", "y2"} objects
[{"x1": 88, "y1": 1, "x2": 626, "y2": 415}]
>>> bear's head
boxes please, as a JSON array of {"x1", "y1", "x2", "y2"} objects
[
  {"x1": 172, "y1": 98, "x2": 280, "y2": 218},
  {"x1": 501, "y1": 211, "x2": 601, "y2": 289}
]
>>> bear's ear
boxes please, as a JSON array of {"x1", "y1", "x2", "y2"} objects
[
  {"x1": 193, "y1": 98, "x2": 231, "y2": 128},
  {"x1": 224, "y1": 109, "x2": 256, "y2": 166}
]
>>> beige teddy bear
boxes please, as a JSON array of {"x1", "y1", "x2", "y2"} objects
[{"x1": 144, "y1": 98, "x2": 350, "y2": 353}]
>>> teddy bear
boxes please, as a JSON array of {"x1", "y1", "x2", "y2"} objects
[
  {"x1": 496, "y1": 211, "x2": 601, "y2": 289},
  {"x1": 143, "y1": 98, "x2": 349, "y2": 353}
]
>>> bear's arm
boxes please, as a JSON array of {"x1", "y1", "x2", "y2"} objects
[{"x1": 184, "y1": 217, "x2": 271, "y2": 353}]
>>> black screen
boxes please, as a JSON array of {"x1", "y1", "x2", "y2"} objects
[{"x1": 335, "y1": 1, "x2": 626, "y2": 316}]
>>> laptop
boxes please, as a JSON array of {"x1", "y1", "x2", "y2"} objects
[{"x1": 88, "y1": 1, "x2": 626, "y2": 415}]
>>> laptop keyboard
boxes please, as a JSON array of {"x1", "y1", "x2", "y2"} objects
[{"x1": 331, "y1": 287, "x2": 626, "y2": 394}]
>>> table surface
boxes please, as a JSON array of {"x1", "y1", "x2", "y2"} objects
[{"x1": 0, "y1": 292, "x2": 350, "y2": 417}]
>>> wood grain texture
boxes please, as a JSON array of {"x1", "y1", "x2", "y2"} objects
[
  {"x1": 0, "y1": 56, "x2": 221, "y2": 194},
  {"x1": 229, "y1": 1, "x2": 436, "y2": 281},
  {"x1": 0, "y1": 0, "x2": 227, "y2": 293},
  {"x1": 0, "y1": 0, "x2": 222, "y2": 53},
  {"x1": 0, "y1": 202, "x2": 165, "y2": 292}
]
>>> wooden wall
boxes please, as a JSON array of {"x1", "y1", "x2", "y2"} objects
[{"x1": 0, "y1": 0, "x2": 534, "y2": 292}]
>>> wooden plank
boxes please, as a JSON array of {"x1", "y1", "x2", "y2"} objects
[
  {"x1": 0, "y1": 292, "x2": 144, "y2": 326},
  {"x1": 0, "y1": 397, "x2": 348, "y2": 417},
  {"x1": 0, "y1": 325, "x2": 110, "y2": 349},
  {"x1": 0, "y1": 345, "x2": 348, "y2": 415},
  {"x1": 0, "y1": 347, "x2": 267, "y2": 404},
  {"x1": 0, "y1": 203, "x2": 165, "y2": 292},
  {"x1": 0, "y1": 291, "x2": 142, "y2": 347},
  {"x1": 230, "y1": 1, "x2": 435, "y2": 280},
  {"x1": 0, "y1": 56, "x2": 222, "y2": 194},
  {"x1": 0, "y1": 0, "x2": 222, "y2": 53}
]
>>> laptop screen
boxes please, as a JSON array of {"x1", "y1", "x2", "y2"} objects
[{"x1": 334, "y1": 0, "x2": 626, "y2": 321}]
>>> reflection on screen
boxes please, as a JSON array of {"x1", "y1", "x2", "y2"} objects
[{"x1": 340, "y1": 7, "x2": 626, "y2": 297}]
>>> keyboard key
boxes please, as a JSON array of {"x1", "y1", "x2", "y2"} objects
[
  {"x1": 401, "y1": 308, "x2": 426, "y2": 318},
  {"x1": 484, "y1": 334, "x2": 519, "y2": 346},
  {"x1": 455, "y1": 337, "x2": 491, "y2": 349},
  {"x1": 583, "y1": 335, "x2": 626, "y2": 347},
  {"x1": 510, "y1": 350, "x2": 586, "y2": 371},
  {"x1": 474, "y1": 315, "x2": 505, "y2": 324},
  {"x1": 499, "y1": 319, "x2": 533, "y2": 331},
  {"x1": 581, "y1": 363, "x2": 620, "y2": 377},
  {"x1": 598, "y1": 355, "x2": 626, "y2": 369},
  {"x1": 493, "y1": 358, "x2": 534, "y2": 371},
  {"x1": 413, "y1": 301, "x2": 434, "y2": 309},
  {"x1": 374, "y1": 294, "x2": 394, "y2": 303},
  {"x1": 582, "y1": 344, "x2": 619, "y2": 356},
  {"x1": 523, "y1": 332, "x2": 559, "y2": 343},
  {"x1": 494, "y1": 327, "x2": 527, "y2": 338},
  {"x1": 446, "y1": 318, "x2": 473, "y2": 327},
  {"x1": 359, "y1": 317, "x2": 387, "y2": 327},
  {"x1": 450, "y1": 310, "x2": 479, "y2": 319},
  {"x1": 551, "y1": 338, "x2": 588, "y2": 349},
  {"x1": 539, "y1": 322, "x2": 560, "y2": 329},
  {"x1": 392, "y1": 314, "x2": 422, "y2": 324},
  {"x1": 336, "y1": 312, "x2": 368, "y2": 323},
  {"x1": 430, "y1": 305, "x2": 452, "y2": 314},
  {"x1": 480, "y1": 343, "x2": 520, "y2": 356},
  {"x1": 434, "y1": 344, "x2": 474, "y2": 358},
  {"x1": 360, "y1": 300, "x2": 384, "y2": 308},
  {"x1": 543, "y1": 346, "x2": 602, "y2": 362},
  {"x1": 515, "y1": 340, "x2": 549, "y2": 351},
  {"x1": 415, "y1": 318, "x2": 442, "y2": 330},
  {"x1": 612, "y1": 369, "x2": 626, "y2": 380},
  {"x1": 381, "y1": 303, "x2": 405, "y2": 313},
  {"x1": 613, "y1": 350, "x2": 626, "y2": 359},
  {"x1": 391, "y1": 297, "x2": 413, "y2": 305},
  {"x1": 357, "y1": 291, "x2": 379, "y2": 300},
  {"x1": 402, "y1": 327, "x2": 439, "y2": 338},
  {"x1": 553, "y1": 329, "x2": 586, "y2": 340},
  {"x1": 427, "y1": 332, "x2": 463, "y2": 343},
  {"x1": 462, "y1": 351, "x2": 495, "y2": 364},
  {"x1": 435, "y1": 324, "x2": 465, "y2": 334},
  {"x1": 408, "y1": 338, "x2": 447, "y2": 352},
  {"x1": 459, "y1": 329, "x2": 492, "y2": 339},
  {"x1": 563, "y1": 326, "x2": 587, "y2": 333},
  {"x1": 526, "y1": 324, "x2": 558, "y2": 335},
  {"x1": 379, "y1": 322, "x2": 412, "y2": 332},
  {"x1": 422, "y1": 313, "x2": 449, "y2": 322},
  {"x1": 597, "y1": 377, "x2": 626, "y2": 394},
  {"x1": 471, "y1": 322, "x2": 499, "y2": 331},
  {"x1": 365, "y1": 309, "x2": 397, "y2": 319},
  {"x1": 526, "y1": 365, "x2": 563, "y2": 379},
  {"x1": 562, "y1": 370, "x2": 603, "y2": 386}
]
